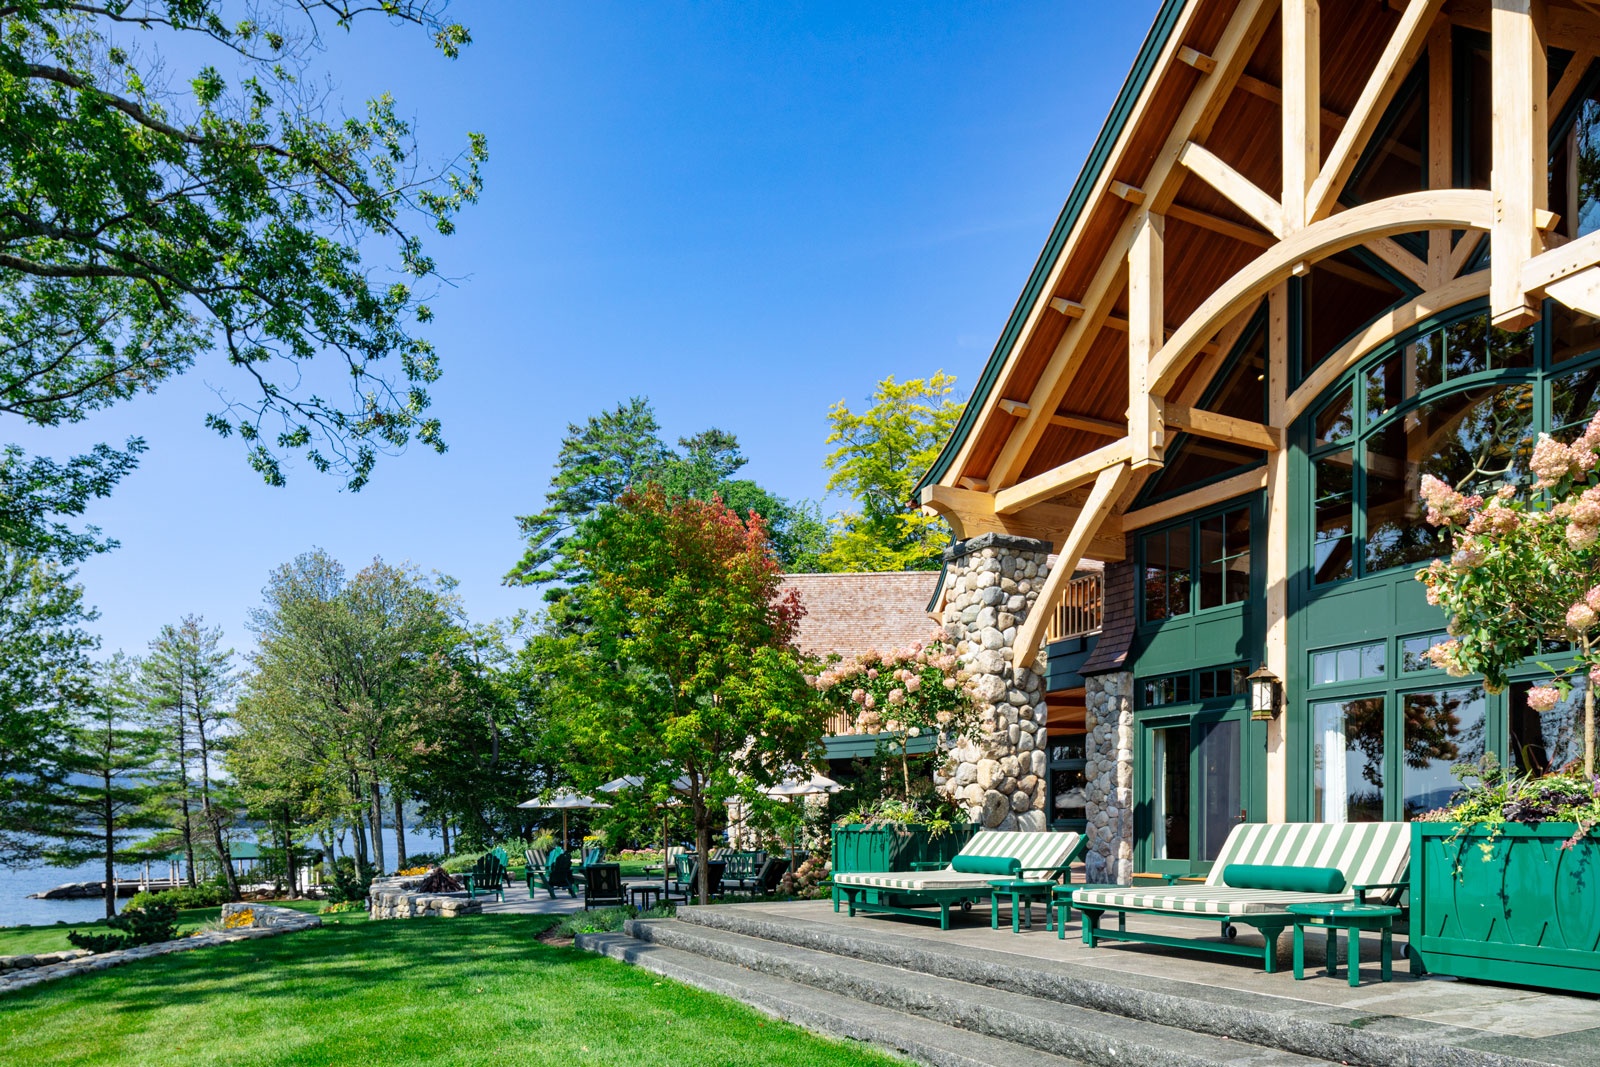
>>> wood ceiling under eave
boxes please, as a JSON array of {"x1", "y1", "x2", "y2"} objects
[{"x1": 955, "y1": 0, "x2": 1423, "y2": 490}]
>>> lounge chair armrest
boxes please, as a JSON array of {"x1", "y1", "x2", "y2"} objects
[
  {"x1": 1352, "y1": 881, "x2": 1408, "y2": 903},
  {"x1": 908, "y1": 861, "x2": 947, "y2": 870}
]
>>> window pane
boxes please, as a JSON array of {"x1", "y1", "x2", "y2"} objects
[
  {"x1": 1050, "y1": 767, "x2": 1086, "y2": 820},
  {"x1": 1401, "y1": 633, "x2": 1448, "y2": 672},
  {"x1": 1551, "y1": 360, "x2": 1600, "y2": 436},
  {"x1": 1205, "y1": 325, "x2": 1267, "y2": 422},
  {"x1": 1315, "y1": 387, "x2": 1354, "y2": 447},
  {"x1": 1402, "y1": 686, "x2": 1487, "y2": 819},
  {"x1": 1152, "y1": 726, "x2": 1191, "y2": 861},
  {"x1": 1144, "y1": 530, "x2": 1170, "y2": 621},
  {"x1": 1549, "y1": 301, "x2": 1600, "y2": 366},
  {"x1": 1197, "y1": 719, "x2": 1241, "y2": 862},
  {"x1": 1167, "y1": 528, "x2": 1191, "y2": 617},
  {"x1": 1364, "y1": 383, "x2": 1534, "y2": 574},
  {"x1": 1313, "y1": 450, "x2": 1354, "y2": 583},
  {"x1": 1510, "y1": 680, "x2": 1585, "y2": 776},
  {"x1": 1362, "y1": 643, "x2": 1386, "y2": 678},
  {"x1": 1548, "y1": 79, "x2": 1600, "y2": 241},
  {"x1": 1312, "y1": 651, "x2": 1337, "y2": 686},
  {"x1": 1224, "y1": 507, "x2": 1251, "y2": 604},
  {"x1": 1301, "y1": 255, "x2": 1408, "y2": 378},
  {"x1": 1199, "y1": 515, "x2": 1224, "y2": 610},
  {"x1": 1312, "y1": 697, "x2": 1386, "y2": 823}
]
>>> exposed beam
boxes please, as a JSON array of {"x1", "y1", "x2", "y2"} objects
[
  {"x1": 918, "y1": 485, "x2": 1125, "y2": 561},
  {"x1": 995, "y1": 439, "x2": 1133, "y2": 515},
  {"x1": 1549, "y1": 49, "x2": 1596, "y2": 119},
  {"x1": 1052, "y1": 411, "x2": 1126, "y2": 437},
  {"x1": 1178, "y1": 45, "x2": 1217, "y2": 74},
  {"x1": 1366, "y1": 235, "x2": 1430, "y2": 289},
  {"x1": 958, "y1": 476, "x2": 989, "y2": 492},
  {"x1": 1149, "y1": 189, "x2": 1496, "y2": 394},
  {"x1": 1427, "y1": 18, "x2": 1454, "y2": 286},
  {"x1": 1014, "y1": 463, "x2": 1131, "y2": 669},
  {"x1": 1445, "y1": 0, "x2": 1597, "y2": 53},
  {"x1": 1307, "y1": 0, "x2": 1447, "y2": 222},
  {"x1": 1180, "y1": 141, "x2": 1285, "y2": 237},
  {"x1": 1235, "y1": 72, "x2": 1349, "y2": 131},
  {"x1": 1111, "y1": 181, "x2": 1146, "y2": 205},
  {"x1": 1282, "y1": 0, "x2": 1320, "y2": 232},
  {"x1": 1521, "y1": 228, "x2": 1600, "y2": 293},
  {"x1": 1164, "y1": 405, "x2": 1282, "y2": 450},
  {"x1": 1128, "y1": 211, "x2": 1166, "y2": 470},
  {"x1": 1048, "y1": 297, "x2": 1085, "y2": 317},
  {"x1": 1118, "y1": 466, "x2": 1269, "y2": 532},
  {"x1": 1166, "y1": 201, "x2": 1273, "y2": 248},
  {"x1": 1446, "y1": 230, "x2": 1483, "y2": 279},
  {"x1": 1263, "y1": 281, "x2": 1291, "y2": 823},
  {"x1": 997, "y1": 398, "x2": 1030, "y2": 418},
  {"x1": 981, "y1": 0, "x2": 1277, "y2": 491},
  {"x1": 1491, "y1": 0, "x2": 1549, "y2": 329}
]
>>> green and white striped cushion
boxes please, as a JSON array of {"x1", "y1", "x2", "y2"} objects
[
  {"x1": 1203, "y1": 822, "x2": 1410, "y2": 891},
  {"x1": 1071, "y1": 884, "x2": 1352, "y2": 916},
  {"x1": 955, "y1": 830, "x2": 1082, "y2": 874},
  {"x1": 834, "y1": 870, "x2": 1001, "y2": 892}
]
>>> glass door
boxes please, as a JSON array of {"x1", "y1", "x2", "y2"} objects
[{"x1": 1140, "y1": 708, "x2": 1250, "y2": 877}]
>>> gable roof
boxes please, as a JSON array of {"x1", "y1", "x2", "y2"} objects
[{"x1": 781, "y1": 571, "x2": 941, "y2": 660}]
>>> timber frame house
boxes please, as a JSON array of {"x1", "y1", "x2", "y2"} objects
[{"x1": 918, "y1": 0, "x2": 1600, "y2": 879}]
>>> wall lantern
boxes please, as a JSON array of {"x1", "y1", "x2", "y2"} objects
[{"x1": 1247, "y1": 665, "x2": 1281, "y2": 721}]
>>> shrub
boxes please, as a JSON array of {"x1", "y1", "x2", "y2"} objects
[
  {"x1": 530, "y1": 832, "x2": 557, "y2": 852},
  {"x1": 404, "y1": 851, "x2": 442, "y2": 867},
  {"x1": 326, "y1": 857, "x2": 374, "y2": 904},
  {"x1": 67, "y1": 900, "x2": 180, "y2": 953},
  {"x1": 440, "y1": 851, "x2": 483, "y2": 873},
  {"x1": 124, "y1": 884, "x2": 229, "y2": 911},
  {"x1": 549, "y1": 902, "x2": 674, "y2": 938},
  {"x1": 319, "y1": 900, "x2": 364, "y2": 915}
]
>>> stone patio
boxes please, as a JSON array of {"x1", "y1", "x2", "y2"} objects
[{"x1": 580, "y1": 896, "x2": 1600, "y2": 1067}]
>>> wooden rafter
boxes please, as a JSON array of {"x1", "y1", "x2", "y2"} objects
[
  {"x1": 1128, "y1": 211, "x2": 1165, "y2": 470},
  {"x1": 1149, "y1": 189, "x2": 1496, "y2": 395},
  {"x1": 1307, "y1": 0, "x2": 1448, "y2": 223},
  {"x1": 1490, "y1": 0, "x2": 1549, "y2": 329},
  {"x1": 1282, "y1": 0, "x2": 1320, "y2": 232},
  {"x1": 994, "y1": 439, "x2": 1132, "y2": 516},
  {"x1": 1164, "y1": 405, "x2": 1282, "y2": 451},
  {"x1": 1180, "y1": 141, "x2": 1284, "y2": 237},
  {"x1": 1426, "y1": 18, "x2": 1454, "y2": 287},
  {"x1": 918, "y1": 485, "x2": 1126, "y2": 561},
  {"x1": 1014, "y1": 463, "x2": 1131, "y2": 670},
  {"x1": 980, "y1": 0, "x2": 1277, "y2": 491}
]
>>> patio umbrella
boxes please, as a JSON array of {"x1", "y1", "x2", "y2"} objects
[
  {"x1": 762, "y1": 773, "x2": 842, "y2": 855},
  {"x1": 516, "y1": 789, "x2": 611, "y2": 852},
  {"x1": 598, "y1": 773, "x2": 693, "y2": 896}
]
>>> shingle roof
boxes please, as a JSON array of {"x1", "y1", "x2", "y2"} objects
[{"x1": 781, "y1": 571, "x2": 942, "y2": 660}]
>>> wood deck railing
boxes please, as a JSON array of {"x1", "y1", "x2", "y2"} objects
[{"x1": 1043, "y1": 571, "x2": 1104, "y2": 643}]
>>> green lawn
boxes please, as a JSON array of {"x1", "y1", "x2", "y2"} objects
[
  {"x1": 0, "y1": 905, "x2": 904, "y2": 1067},
  {"x1": 0, "y1": 901, "x2": 355, "y2": 956}
]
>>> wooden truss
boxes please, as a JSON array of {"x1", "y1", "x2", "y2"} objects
[{"x1": 922, "y1": 0, "x2": 1600, "y2": 670}]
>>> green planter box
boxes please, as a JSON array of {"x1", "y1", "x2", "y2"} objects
[
  {"x1": 1411, "y1": 822, "x2": 1600, "y2": 995},
  {"x1": 831, "y1": 823, "x2": 977, "y2": 907}
]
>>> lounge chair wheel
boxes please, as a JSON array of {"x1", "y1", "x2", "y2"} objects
[
  {"x1": 1223, "y1": 924, "x2": 1238, "y2": 940},
  {"x1": 1399, "y1": 942, "x2": 1409, "y2": 959},
  {"x1": 961, "y1": 901, "x2": 972, "y2": 912}
]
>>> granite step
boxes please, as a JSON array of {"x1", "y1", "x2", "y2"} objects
[
  {"x1": 674, "y1": 906, "x2": 1557, "y2": 1067},
  {"x1": 577, "y1": 930, "x2": 1090, "y2": 1067},
  {"x1": 623, "y1": 917, "x2": 1334, "y2": 1067}
]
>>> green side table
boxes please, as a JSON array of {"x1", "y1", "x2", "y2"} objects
[
  {"x1": 1050, "y1": 884, "x2": 1128, "y2": 939},
  {"x1": 988, "y1": 879, "x2": 1055, "y2": 933},
  {"x1": 1286, "y1": 902, "x2": 1403, "y2": 986}
]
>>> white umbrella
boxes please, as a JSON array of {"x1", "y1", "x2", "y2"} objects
[
  {"x1": 598, "y1": 773, "x2": 694, "y2": 896},
  {"x1": 517, "y1": 789, "x2": 611, "y2": 852},
  {"x1": 762, "y1": 773, "x2": 841, "y2": 854}
]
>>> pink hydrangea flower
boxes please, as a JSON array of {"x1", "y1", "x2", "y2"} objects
[
  {"x1": 1567, "y1": 523, "x2": 1599, "y2": 550},
  {"x1": 1568, "y1": 602, "x2": 1598, "y2": 633},
  {"x1": 1527, "y1": 686, "x2": 1561, "y2": 713}
]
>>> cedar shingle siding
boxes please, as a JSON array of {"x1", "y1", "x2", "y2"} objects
[{"x1": 781, "y1": 572, "x2": 941, "y2": 659}]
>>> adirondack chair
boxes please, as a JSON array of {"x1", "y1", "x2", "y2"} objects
[
  {"x1": 528, "y1": 847, "x2": 577, "y2": 899},
  {"x1": 524, "y1": 848, "x2": 550, "y2": 878},
  {"x1": 581, "y1": 847, "x2": 605, "y2": 868},
  {"x1": 583, "y1": 863, "x2": 626, "y2": 910},
  {"x1": 718, "y1": 851, "x2": 766, "y2": 893},
  {"x1": 490, "y1": 846, "x2": 513, "y2": 886},
  {"x1": 464, "y1": 851, "x2": 507, "y2": 902},
  {"x1": 726, "y1": 855, "x2": 789, "y2": 897}
]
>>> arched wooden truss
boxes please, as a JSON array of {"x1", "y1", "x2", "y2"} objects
[{"x1": 921, "y1": 0, "x2": 1600, "y2": 671}]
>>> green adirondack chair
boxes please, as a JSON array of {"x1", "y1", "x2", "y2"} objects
[
  {"x1": 529, "y1": 848, "x2": 577, "y2": 899},
  {"x1": 465, "y1": 851, "x2": 507, "y2": 902}
]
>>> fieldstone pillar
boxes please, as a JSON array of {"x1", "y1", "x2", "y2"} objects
[
  {"x1": 1083, "y1": 671, "x2": 1134, "y2": 882},
  {"x1": 934, "y1": 533, "x2": 1052, "y2": 830}
]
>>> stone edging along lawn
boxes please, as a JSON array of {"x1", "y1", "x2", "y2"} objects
[{"x1": 0, "y1": 903, "x2": 321, "y2": 997}]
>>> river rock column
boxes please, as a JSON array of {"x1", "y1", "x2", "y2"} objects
[
  {"x1": 934, "y1": 533, "x2": 1052, "y2": 831},
  {"x1": 1083, "y1": 671, "x2": 1134, "y2": 882}
]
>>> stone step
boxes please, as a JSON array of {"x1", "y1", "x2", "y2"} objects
[
  {"x1": 676, "y1": 906, "x2": 1555, "y2": 1067},
  {"x1": 626, "y1": 917, "x2": 1333, "y2": 1067},
  {"x1": 577, "y1": 930, "x2": 1090, "y2": 1067}
]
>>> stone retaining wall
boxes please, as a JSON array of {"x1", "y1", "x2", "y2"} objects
[
  {"x1": 0, "y1": 948, "x2": 91, "y2": 975},
  {"x1": 0, "y1": 903, "x2": 320, "y2": 997},
  {"x1": 367, "y1": 875, "x2": 482, "y2": 919}
]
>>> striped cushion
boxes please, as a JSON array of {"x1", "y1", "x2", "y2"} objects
[
  {"x1": 956, "y1": 830, "x2": 1082, "y2": 873},
  {"x1": 1071, "y1": 884, "x2": 1353, "y2": 916},
  {"x1": 1204, "y1": 822, "x2": 1409, "y2": 892},
  {"x1": 834, "y1": 869, "x2": 1000, "y2": 892}
]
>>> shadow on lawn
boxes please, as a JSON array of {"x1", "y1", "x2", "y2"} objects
[{"x1": 13, "y1": 914, "x2": 597, "y2": 1016}]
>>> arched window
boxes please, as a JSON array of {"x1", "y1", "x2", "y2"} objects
[{"x1": 1302, "y1": 301, "x2": 1599, "y2": 585}]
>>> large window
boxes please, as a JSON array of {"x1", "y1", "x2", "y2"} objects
[
  {"x1": 1303, "y1": 304, "x2": 1577, "y2": 585},
  {"x1": 1312, "y1": 697, "x2": 1386, "y2": 823},
  {"x1": 1141, "y1": 504, "x2": 1253, "y2": 623}
]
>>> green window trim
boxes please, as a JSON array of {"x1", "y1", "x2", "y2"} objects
[
  {"x1": 1136, "y1": 662, "x2": 1250, "y2": 712},
  {"x1": 1138, "y1": 497, "x2": 1258, "y2": 627}
]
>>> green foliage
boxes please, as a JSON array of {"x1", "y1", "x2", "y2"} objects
[
  {"x1": 821, "y1": 373, "x2": 964, "y2": 572},
  {"x1": 440, "y1": 851, "x2": 484, "y2": 874},
  {"x1": 67, "y1": 900, "x2": 179, "y2": 953},
  {"x1": 125, "y1": 884, "x2": 230, "y2": 910},
  {"x1": 0, "y1": 2, "x2": 486, "y2": 504},
  {"x1": 325, "y1": 857, "x2": 374, "y2": 905},
  {"x1": 836, "y1": 797, "x2": 957, "y2": 837},
  {"x1": 0, "y1": 550, "x2": 98, "y2": 866},
  {"x1": 548, "y1": 486, "x2": 830, "y2": 903},
  {"x1": 549, "y1": 902, "x2": 675, "y2": 938},
  {"x1": 1419, "y1": 755, "x2": 1600, "y2": 869},
  {"x1": 318, "y1": 900, "x2": 364, "y2": 915}
]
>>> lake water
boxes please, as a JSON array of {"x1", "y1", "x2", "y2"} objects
[{"x1": 0, "y1": 826, "x2": 441, "y2": 928}]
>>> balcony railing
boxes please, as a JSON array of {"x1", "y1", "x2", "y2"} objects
[{"x1": 1044, "y1": 571, "x2": 1103, "y2": 643}]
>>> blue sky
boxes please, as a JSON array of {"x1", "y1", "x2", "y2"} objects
[{"x1": 21, "y1": 1, "x2": 1161, "y2": 660}]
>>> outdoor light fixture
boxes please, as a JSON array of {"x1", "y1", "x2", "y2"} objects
[{"x1": 1247, "y1": 665, "x2": 1281, "y2": 721}]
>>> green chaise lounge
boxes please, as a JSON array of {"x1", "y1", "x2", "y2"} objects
[
  {"x1": 833, "y1": 829, "x2": 1086, "y2": 930},
  {"x1": 1070, "y1": 821, "x2": 1411, "y2": 972}
]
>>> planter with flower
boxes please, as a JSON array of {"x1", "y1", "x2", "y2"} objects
[
  {"x1": 1409, "y1": 414, "x2": 1600, "y2": 993},
  {"x1": 812, "y1": 638, "x2": 981, "y2": 904}
]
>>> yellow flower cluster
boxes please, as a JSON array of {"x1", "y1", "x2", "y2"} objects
[
  {"x1": 222, "y1": 909, "x2": 255, "y2": 929},
  {"x1": 396, "y1": 866, "x2": 430, "y2": 876}
]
